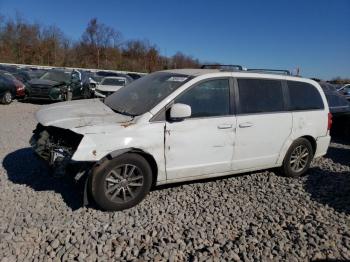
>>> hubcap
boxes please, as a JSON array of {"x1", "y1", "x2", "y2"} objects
[
  {"x1": 104, "y1": 164, "x2": 144, "y2": 203},
  {"x1": 290, "y1": 145, "x2": 310, "y2": 173}
]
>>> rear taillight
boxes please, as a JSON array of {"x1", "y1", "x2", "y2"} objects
[
  {"x1": 328, "y1": 113, "x2": 333, "y2": 131},
  {"x1": 14, "y1": 80, "x2": 25, "y2": 96}
]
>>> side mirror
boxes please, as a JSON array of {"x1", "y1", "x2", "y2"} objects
[{"x1": 169, "y1": 103, "x2": 191, "y2": 120}]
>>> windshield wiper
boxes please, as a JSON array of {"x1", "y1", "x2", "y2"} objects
[{"x1": 111, "y1": 108, "x2": 137, "y2": 117}]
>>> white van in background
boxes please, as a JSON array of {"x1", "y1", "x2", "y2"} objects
[{"x1": 94, "y1": 76, "x2": 129, "y2": 98}]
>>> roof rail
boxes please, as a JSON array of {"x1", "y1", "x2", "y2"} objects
[
  {"x1": 201, "y1": 64, "x2": 243, "y2": 71},
  {"x1": 200, "y1": 64, "x2": 294, "y2": 76},
  {"x1": 247, "y1": 68, "x2": 291, "y2": 76}
]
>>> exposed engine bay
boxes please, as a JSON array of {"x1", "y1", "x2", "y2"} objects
[{"x1": 30, "y1": 124, "x2": 84, "y2": 176}]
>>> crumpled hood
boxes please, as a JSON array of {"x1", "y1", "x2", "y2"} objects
[
  {"x1": 36, "y1": 99, "x2": 133, "y2": 129},
  {"x1": 29, "y1": 78, "x2": 62, "y2": 87}
]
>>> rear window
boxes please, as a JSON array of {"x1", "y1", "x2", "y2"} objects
[
  {"x1": 237, "y1": 79, "x2": 284, "y2": 114},
  {"x1": 287, "y1": 81, "x2": 324, "y2": 111}
]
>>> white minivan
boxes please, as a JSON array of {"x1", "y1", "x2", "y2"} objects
[{"x1": 30, "y1": 68, "x2": 332, "y2": 211}]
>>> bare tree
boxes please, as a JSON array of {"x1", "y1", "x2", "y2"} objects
[
  {"x1": 172, "y1": 52, "x2": 199, "y2": 69},
  {"x1": 81, "y1": 18, "x2": 122, "y2": 68},
  {"x1": 0, "y1": 13, "x2": 200, "y2": 72}
]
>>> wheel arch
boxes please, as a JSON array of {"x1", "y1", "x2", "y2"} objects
[
  {"x1": 97, "y1": 147, "x2": 159, "y2": 187},
  {"x1": 277, "y1": 135, "x2": 317, "y2": 165},
  {"x1": 300, "y1": 135, "x2": 317, "y2": 154}
]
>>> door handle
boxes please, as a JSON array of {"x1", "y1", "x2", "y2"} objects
[
  {"x1": 217, "y1": 124, "x2": 233, "y2": 129},
  {"x1": 239, "y1": 122, "x2": 253, "y2": 128}
]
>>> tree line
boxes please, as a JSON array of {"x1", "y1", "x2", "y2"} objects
[
  {"x1": 0, "y1": 14, "x2": 200, "y2": 72},
  {"x1": 328, "y1": 77, "x2": 350, "y2": 85}
]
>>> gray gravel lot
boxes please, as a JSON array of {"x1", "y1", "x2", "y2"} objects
[{"x1": 0, "y1": 101, "x2": 350, "y2": 261}]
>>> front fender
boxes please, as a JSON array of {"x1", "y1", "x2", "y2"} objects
[{"x1": 71, "y1": 122, "x2": 166, "y2": 182}]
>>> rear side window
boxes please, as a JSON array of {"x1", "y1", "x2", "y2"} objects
[
  {"x1": 237, "y1": 79, "x2": 284, "y2": 114},
  {"x1": 175, "y1": 79, "x2": 230, "y2": 118},
  {"x1": 287, "y1": 81, "x2": 324, "y2": 110}
]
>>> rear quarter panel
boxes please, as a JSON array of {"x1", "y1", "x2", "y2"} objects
[{"x1": 276, "y1": 79, "x2": 330, "y2": 164}]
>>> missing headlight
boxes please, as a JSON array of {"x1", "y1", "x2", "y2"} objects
[{"x1": 30, "y1": 124, "x2": 84, "y2": 176}]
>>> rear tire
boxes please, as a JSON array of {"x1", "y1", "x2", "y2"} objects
[
  {"x1": 90, "y1": 153, "x2": 153, "y2": 211},
  {"x1": 1, "y1": 91, "x2": 12, "y2": 104},
  {"x1": 280, "y1": 138, "x2": 314, "y2": 178}
]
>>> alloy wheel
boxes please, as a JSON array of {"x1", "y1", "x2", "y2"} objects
[
  {"x1": 104, "y1": 164, "x2": 144, "y2": 203},
  {"x1": 289, "y1": 145, "x2": 310, "y2": 173}
]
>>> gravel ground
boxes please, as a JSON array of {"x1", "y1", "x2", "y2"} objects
[{"x1": 0, "y1": 101, "x2": 350, "y2": 261}]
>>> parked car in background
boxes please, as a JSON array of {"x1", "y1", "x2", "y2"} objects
[
  {"x1": 93, "y1": 71, "x2": 134, "y2": 83},
  {"x1": 0, "y1": 64, "x2": 18, "y2": 74},
  {"x1": 127, "y1": 73, "x2": 143, "y2": 80},
  {"x1": 0, "y1": 74, "x2": 17, "y2": 104},
  {"x1": 25, "y1": 69, "x2": 95, "y2": 101},
  {"x1": 319, "y1": 82, "x2": 350, "y2": 116},
  {"x1": 25, "y1": 69, "x2": 71, "y2": 101},
  {"x1": 13, "y1": 69, "x2": 47, "y2": 84},
  {"x1": 0, "y1": 70, "x2": 25, "y2": 99},
  {"x1": 94, "y1": 76, "x2": 129, "y2": 98},
  {"x1": 337, "y1": 84, "x2": 350, "y2": 101},
  {"x1": 30, "y1": 68, "x2": 331, "y2": 211}
]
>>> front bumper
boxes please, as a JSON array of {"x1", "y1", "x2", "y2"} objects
[
  {"x1": 94, "y1": 90, "x2": 114, "y2": 98},
  {"x1": 30, "y1": 134, "x2": 72, "y2": 164},
  {"x1": 30, "y1": 124, "x2": 84, "y2": 174},
  {"x1": 26, "y1": 86, "x2": 65, "y2": 101}
]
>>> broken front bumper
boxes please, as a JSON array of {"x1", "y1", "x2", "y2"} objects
[
  {"x1": 30, "y1": 124, "x2": 84, "y2": 175},
  {"x1": 30, "y1": 135, "x2": 72, "y2": 165}
]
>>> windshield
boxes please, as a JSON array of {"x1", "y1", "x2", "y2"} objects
[
  {"x1": 105, "y1": 71, "x2": 191, "y2": 116},
  {"x1": 102, "y1": 78, "x2": 126, "y2": 86},
  {"x1": 40, "y1": 71, "x2": 71, "y2": 83},
  {"x1": 91, "y1": 75, "x2": 103, "y2": 83}
]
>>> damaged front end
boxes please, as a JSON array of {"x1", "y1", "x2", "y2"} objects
[{"x1": 30, "y1": 124, "x2": 84, "y2": 177}]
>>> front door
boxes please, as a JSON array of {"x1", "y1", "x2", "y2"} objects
[{"x1": 165, "y1": 78, "x2": 236, "y2": 181}]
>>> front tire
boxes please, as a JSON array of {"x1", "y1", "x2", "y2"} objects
[
  {"x1": 280, "y1": 138, "x2": 314, "y2": 178},
  {"x1": 82, "y1": 87, "x2": 91, "y2": 99},
  {"x1": 65, "y1": 91, "x2": 73, "y2": 101},
  {"x1": 90, "y1": 153, "x2": 153, "y2": 211}
]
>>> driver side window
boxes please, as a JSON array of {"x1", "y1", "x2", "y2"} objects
[{"x1": 174, "y1": 78, "x2": 230, "y2": 118}]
